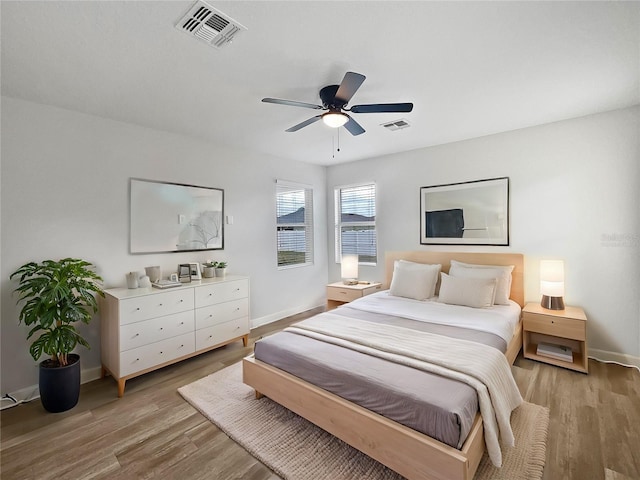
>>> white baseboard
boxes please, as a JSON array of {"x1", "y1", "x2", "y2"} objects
[
  {"x1": 1, "y1": 365, "x2": 105, "y2": 410},
  {"x1": 2, "y1": 306, "x2": 325, "y2": 410},
  {"x1": 251, "y1": 302, "x2": 325, "y2": 328},
  {"x1": 1, "y1": 383, "x2": 40, "y2": 409},
  {"x1": 589, "y1": 348, "x2": 640, "y2": 372}
]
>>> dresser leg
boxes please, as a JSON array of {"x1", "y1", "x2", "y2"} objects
[
  {"x1": 117, "y1": 379, "x2": 126, "y2": 398},
  {"x1": 242, "y1": 334, "x2": 249, "y2": 347}
]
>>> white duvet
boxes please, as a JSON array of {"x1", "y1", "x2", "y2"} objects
[
  {"x1": 344, "y1": 290, "x2": 521, "y2": 345},
  {"x1": 288, "y1": 314, "x2": 524, "y2": 467}
]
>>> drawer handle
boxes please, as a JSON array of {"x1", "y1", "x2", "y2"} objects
[
  {"x1": 160, "y1": 327, "x2": 163, "y2": 331},
  {"x1": 134, "y1": 333, "x2": 139, "y2": 337},
  {"x1": 208, "y1": 335, "x2": 213, "y2": 339},
  {"x1": 135, "y1": 358, "x2": 139, "y2": 362},
  {"x1": 159, "y1": 303, "x2": 163, "y2": 307},
  {"x1": 180, "y1": 344, "x2": 184, "y2": 348},
  {"x1": 209, "y1": 314, "x2": 213, "y2": 318},
  {"x1": 136, "y1": 308, "x2": 140, "y2": 311},
  {"x1": 160, "y1": 351, "x2": 163, "y2": 354},
  {"x1": 235, "y1": 308, "x2": 240, "y2": 311},
  {"x1": 180, "y1": 322, "x2": 184, "y2": 325},
  {"x1": 180, "y1": 299, "x2": 184, "y2": 302},
  {"x1": 208, "y1": 293, "x2": 213, "y2": 296}
]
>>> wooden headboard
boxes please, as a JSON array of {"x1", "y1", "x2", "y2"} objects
[{"x1": 384, "y1": 251, "x2": 525, "y2": 307}]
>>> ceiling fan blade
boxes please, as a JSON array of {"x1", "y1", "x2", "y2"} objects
[
  {"x1": 262, "y1": 98, "x2": 323, "y2": 110},
  {"x1": 343, "y1": 115, "x2": 365, "y2": 136},
  {"x1": 334, "y1": 72, "x2": 366, "y2": 105},
  {"x1": 350, "y1": 103, "x2": 414, "y2": 113},
  {"x1": 285, "y1": 115, "x2": 323, "y2": 132}
]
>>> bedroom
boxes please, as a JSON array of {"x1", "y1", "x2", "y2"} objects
[{"x1": 1, "y1": 1, "x2": 638, "y2": 479}]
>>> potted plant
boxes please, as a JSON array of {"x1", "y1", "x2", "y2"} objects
[
  {"x1": 215, "y1": 261, "x2": 228, "y2": 278},
  {"x1": 10, "y1": 258, "x2": 104, "y2": 413},
  {"x1": 201, "y1": 261, "x2": 217, "y2": 278}
]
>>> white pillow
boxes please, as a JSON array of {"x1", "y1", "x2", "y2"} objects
[
  {"x1": 437, "y1": 273, "x2": 497, "y2": 308},
  {"x1": 389, "y1": 260, "x2": 441, "y2": 301},
  {"x1": 449, "y1": 260, "x2": 514, "y2": 305}
]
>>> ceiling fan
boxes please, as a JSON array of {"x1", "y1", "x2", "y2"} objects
[{"x1": 262, "y1": 72, "x2": 413, "y2": 136}]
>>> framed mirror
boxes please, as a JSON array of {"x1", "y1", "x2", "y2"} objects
[
  {"x1": 420, "y1": 177, "x2": 509, "y2": 245},
  {"x1": 130, "y1": 178, "x2": 224, "y2": 254}
]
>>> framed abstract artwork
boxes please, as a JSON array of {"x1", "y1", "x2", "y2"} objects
[
  {"x1": 420, "y1": 177, "x2": 509, "y2": 245},
  {"x1": 130, "y1": 178, "x2": 224, "y2": 254}
]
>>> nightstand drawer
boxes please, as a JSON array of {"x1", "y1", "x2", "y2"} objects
[
  {"x1": 523, "y1": 313, "x2": 585, "y2": 341},
  {"x1": 327, "y1": 286, "x2": 362, "y2": 302}
]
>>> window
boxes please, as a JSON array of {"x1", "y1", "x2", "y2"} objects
[
  {"x1": 335, "y1": 183, "x2": 377, "y2": 265},
  {"x1": 276, "y1": 180, "x2": 313, "y2": 268}
]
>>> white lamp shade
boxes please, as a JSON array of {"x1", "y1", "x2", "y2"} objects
[
  {"x1": 322, "y1": 112, "x2": 349, "y2": 128},
  {"x1": 540, "y1": 260, "x2": 565, "y2": 297},
  {"x1": 341, "y1": 254, "x2": 359, "y2": 280}
]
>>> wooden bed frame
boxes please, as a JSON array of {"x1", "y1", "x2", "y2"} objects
[{"x1": 243, "y1": 251, "x2": 524, "y2": 480}]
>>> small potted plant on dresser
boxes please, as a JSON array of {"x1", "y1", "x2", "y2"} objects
[
  {"x1": 215, "y1": 261, "x2": 228, "y2": 278},
  {"x1": 10, "y1": 258, "x2": 104, "y2": 413},
  {"x1": 202, "y1": 261, "x2": 217, "y2": 278}
]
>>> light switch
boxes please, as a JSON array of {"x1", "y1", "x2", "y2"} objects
[
  {"x1": 178, "y1": 214, "x2": 186, "y2": 224},
  {"x1": 226, "y1": 215, "x2": 234, "y2": 225}
]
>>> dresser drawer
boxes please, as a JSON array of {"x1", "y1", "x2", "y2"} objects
[
  {"x1": 195, "y1": 279, "x2": 249, "y2": 308},
  {"x1": 119, "y1": 290, "x2": 194, "y2": 325},
  {"x1": 523, "y1": 313, "x2": 586, "y2": 341},
  {"x1": 327, "y1": 286, "x2": 362, "y2": 302},
  {"x1": 120, "y1": 332, "x2": 195, "y2": 377},
  {"x1": 196, "y1": 317, "x2": 248, "y2": 351},
  {"x1": 195, "y1": 298, "x2": 249, "y2": 330},
  {"x1": 119, "y1": 310, "x2": 194, "y2": 352}
]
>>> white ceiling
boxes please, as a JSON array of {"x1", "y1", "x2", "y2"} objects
[{"x1": 2, "y1": 1, "x2": 638, "y2": 166}]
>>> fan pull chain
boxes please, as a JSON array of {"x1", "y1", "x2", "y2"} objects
[{"x1": 332, "y1": 130, "x2": 341, "y2": 159}]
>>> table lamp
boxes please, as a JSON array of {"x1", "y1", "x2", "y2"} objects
[
  {"x1": 341, "y1": 254, "x2": 359, "y2": 285},
  {"x1": 540, "y1": 259, "x2": 565, "y2": 310}
]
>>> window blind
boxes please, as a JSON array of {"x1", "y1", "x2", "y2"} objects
[
  {"x1": 276, "y1": 180, "x2": 313, "y2": 268},
  {"x1": 335, "y1": 183, "x2": 377, "y2": 265}
]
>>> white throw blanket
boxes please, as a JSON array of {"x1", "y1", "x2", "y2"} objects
[{"x1": 286, "y1": 313, "x2": 523, "y2": 467}]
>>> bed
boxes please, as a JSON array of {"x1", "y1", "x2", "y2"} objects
[{"x1": 243, "y1": 251, "x2": 525, "y2": 480}]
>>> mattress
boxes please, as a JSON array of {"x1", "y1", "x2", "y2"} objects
[{"x1": 253, "y1": 293, "x2": 520, "y2": 449}]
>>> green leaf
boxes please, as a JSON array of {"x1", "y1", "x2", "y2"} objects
[{"x1": 10, "y1": 258, "x2": 104, "y2": 360}]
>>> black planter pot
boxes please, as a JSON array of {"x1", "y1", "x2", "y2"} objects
[{"x1": 39, "y1": 354, "x2": 81, "y2": 413}]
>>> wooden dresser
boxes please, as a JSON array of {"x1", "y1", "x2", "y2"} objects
[{"x1": 101, "y1": 275, "x2": 249, "y2": 396}]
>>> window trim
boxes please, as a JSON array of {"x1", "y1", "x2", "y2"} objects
[
  {"x1": 276, "y1": 179, "x2": 314, "y2": 270},
  {"x1": 334, "y1": 182, "x2": 377, "y2": 266}
]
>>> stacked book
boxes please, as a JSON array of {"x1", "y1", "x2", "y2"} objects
[
  {"x1": 152, "y1": 280, "x2": 182, "y2": 289},
  {"x1": 536, "y1": 342, "x2": 573, "y2": 362}
]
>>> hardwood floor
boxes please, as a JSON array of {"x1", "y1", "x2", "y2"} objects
[{"x1": 2, "y1": 308, "x2": 639, "y2": 480}]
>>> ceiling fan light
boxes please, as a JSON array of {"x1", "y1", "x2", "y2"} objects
[{"x1": 322, "y1": 112, "x2": 349, "y2": 128}]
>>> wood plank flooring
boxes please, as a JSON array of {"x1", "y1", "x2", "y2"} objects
[{"x1": 2, "y1": 308, "x2": 639, "y2": 480}]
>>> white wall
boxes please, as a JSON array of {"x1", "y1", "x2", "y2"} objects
[
  {"x1": 327, "y1": 106, "x2": 640, "y2": 364},
  {"x1": 1, "y1": 97, "x2": 328, "y2": 395}
]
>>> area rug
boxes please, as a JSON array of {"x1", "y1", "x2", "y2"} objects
[{"x1": 178, "y1": 363, "x2": 548, "y2": 480}]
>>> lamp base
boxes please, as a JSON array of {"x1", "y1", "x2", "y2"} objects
[
  {"x1": 541, "y1": 295, "x2": 565, "y2": 310},
  {"x1": 343, "y1": 279, "x2": 358, "y2": 285}
]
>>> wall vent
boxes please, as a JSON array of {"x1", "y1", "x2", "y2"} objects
[
  {"x1": 381, "y1": 119, "x2": 411, "y2": 131},
  {"x1": 176, "y1": 1, "x2": 247, "y2": 49}
]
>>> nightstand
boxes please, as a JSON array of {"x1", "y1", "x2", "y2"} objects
[
  {"x1": 326, "y1": 281, "x2": 382, "y2": 310},
  {"x1": 522, "y1": 303, "x2": 588, "y2": 373}
]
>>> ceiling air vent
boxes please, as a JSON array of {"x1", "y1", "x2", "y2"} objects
[
  {"x1": 176, "y1": 1, "x2": 247, "y2": 49},
  {"x1": 381, "y1": 119, "x2": 411, "y2": 131}
]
